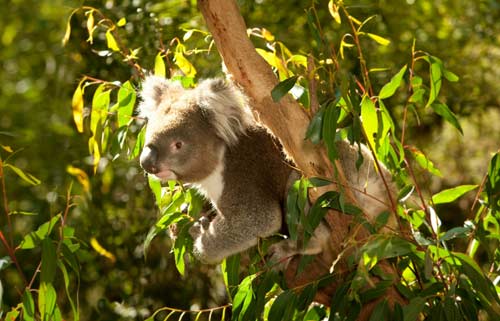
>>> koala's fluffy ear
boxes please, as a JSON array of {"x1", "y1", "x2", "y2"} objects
[
  {"x1": 138, "y1": 76, "x2": 182, "y2": 119},
  {"x1": 195, "y1": 78, "x2": 254, "y2": 146}
]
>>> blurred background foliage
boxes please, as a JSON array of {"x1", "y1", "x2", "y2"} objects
[{"x1": 0, "y1": 0, "x2": 499, "y2": 319}]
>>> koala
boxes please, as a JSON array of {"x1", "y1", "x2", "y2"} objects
[{"x1": 138, "y1": 76, "x2": 395, "y2": 265}]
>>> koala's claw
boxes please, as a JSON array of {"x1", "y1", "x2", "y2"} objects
[{"x1": 189, "y1": 216, "x2": 211, "y2": 239}]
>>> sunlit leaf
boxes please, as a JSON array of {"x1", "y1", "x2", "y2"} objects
[
  {"x1": 432, "y1": 185, "x2": 477, "y2": 205},
  {"x1": 232, "y1": 275, "x2": 256, "y2": 319},
  {"x1": 19, "y1": 214, "x2": 61, "y2": 249},
  {"x1": 328, "y1": 0, "x2": 341, "y2": 24},
  {"x1": 271, "y1": 76, "x2": 298, "y2": 102},
  {"x1": 154, "y1": 52, "x2": 166, "y2": 77},
  {"x1": 117, "y1": 81, "x2": 136, "y2": 127},
  {"x1": 366, "y1": 33, "x2": 391, "y2": 46},
  {"x1": 426, "y1": 57, "x2": 442, "y2": 108},
  {"x1": 86, "y1": 10, "x2": 94, "y2": 44},
  {"x1": 91, "y1": 84, "x2": 110, "y2": 135},
  {"x1": 360, "y1": 96, "x2": 377, "y2": 153},
  {"x1": 62, "y1": 15, "x2": 72, "y2": 46},
  {"x1": 3, "y1": 164, "x2": 41, "y2": 186},
  {"x1": 117, "y1": 17, "x2": 126, "y2": 27},
  {"x1": 71, "y1": 81, "x2": 84, "y2": 133},
  {"x1": 261, "y1": 28, "x2": 275, "y2": 42},
  {"x1": 105, "y1": 29, "x2": 120, "y2": 52},
  {"x1": 222, "y1": 254, "x2": 240, "y2": 299},
  {"x1": 90, "y1": 237, "x2": 116, "y2": 263},
  {"x1": 174, "y1": 52, "x2": 196, "y2": 78},
  {"x1": 408, "y1": 146, "x2": 442, "y2": 177},
  {"x1": 429, "y1": 206, "x2": 441, "y2": 235},
  {"x1": 1, "y1": 144, "x2": 13, "y2": 153},
  {"x1": 38, "y1": 282, "x2": 57, "y2": 321},
  {"x1": 66, "y1": 165, "x2": 90, "y2": 193},
  {"x1": 379, "y1": 65, "x2": 407, "y2": 99}
]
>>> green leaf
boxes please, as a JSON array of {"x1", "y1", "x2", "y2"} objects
[
  {"x1": 20, "y1": 214, "x2": 61, "y2": 249},
  {"x1": 366, "y1": 33, "x2": 391, "y2": 46},
  {"x1": 443, "y1": 69, "x2": 459, "y2": 82},
  {"x1": 22, "y1": 290, "x2": 35, "y2": 321},
  {"x1": 402, "y1": 297, "x2": 426, "y2": 321},
  {"x1": 222, "y1": 254, "x2": 240, "y2": 299},
  {"x1": 431, "y1": 102, "x2": 463, "y2": 134},
  {"x1": 431, "y1": 185, "x2": 477, "y2": 204},
  {"x1": 3, "y1": 164, "x2": 41, "y2": 186},
  {"x1": 57, "y1": 261, "x2": 79, "y2": 321},
  {"x1": 117, "y1": 81, "x2": 136, "y2": 127},
  {"x1": 5, "y1": 308, "x2": 20, "y2": 321},
  {"x1": 305, "y1": 107, "x2": 324, "y2": 144},
  {"x1": 268, "y1": 290, "x2": 297, "y2": 321},
  {"x1": 486, "y1": 152, "x2": 500, "y2": 213},
  {"x1": 105, "y1": 29, "x2": 120, "y2": 52},
  {"x1": 379, "y1": 65, "x2": 407, "y2": 99},
  {"x1": 91, "y1": 84, "x2": 110, "y2": 135},
  {"x1": 440, "y1": 225, "x2": 473, "y2": 241},
  {"x1": 426, "y1": 57, "x2": 442, "y2": 107},
  {"x1": 271, "y1": 76, "x2": 298, "y2": 102},
  {"x1": 38, "y1": 282, "x2": 57, "y2": 321},
  {"x1": 41, "y1": 238, "x2": 57, "y2": 284},
  {"x1": 408, "y1": 146, "x2": 442, "y2": 177},
  {"x1": 147, "y1": 175, "x2": 162, "y2": 207},
  {"x1": 232, "y1": 275, "x2": 256, "y2": 320},
  {"x1": 321, "y1": 100, "x2": 340, "y2": 162},
  {"x1": 360, "y1": 95, "x2": 378, "y2": 153},
  {"x1": 154, "y1": 52, "x2": 166, "y2": 77}
]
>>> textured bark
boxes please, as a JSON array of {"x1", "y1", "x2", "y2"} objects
[{"x1": 197, "y1": 0, "x2": 404, "y2": 319}]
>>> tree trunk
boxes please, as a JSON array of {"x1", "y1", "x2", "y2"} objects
[{"x1": 197, "y1": 0, "x2": 404, "y2": 319}]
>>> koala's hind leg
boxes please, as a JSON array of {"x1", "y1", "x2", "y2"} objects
[{"x1": 267, "y1": 222, "x2": 331, "y2": 269}]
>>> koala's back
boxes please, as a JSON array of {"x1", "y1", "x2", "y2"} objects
[{"x1": 221, "y1": 126, "x2": 293, "y2": 208}]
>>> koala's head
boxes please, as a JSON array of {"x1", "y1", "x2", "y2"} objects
[{"x1": 138, "y1": 76, "x2": 253, "y2": 183}]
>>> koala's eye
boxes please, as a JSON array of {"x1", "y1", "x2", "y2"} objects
[{"x1": 174, "y1": 141, "x2": 183, "y2": 150}]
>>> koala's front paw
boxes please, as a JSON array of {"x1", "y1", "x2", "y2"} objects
[
  {"x1": 189, "y1": 216, "x2": 211, "y2": 239},
  {"x1": 267, "y1": 240, "x2": 298, "y2": 270}
]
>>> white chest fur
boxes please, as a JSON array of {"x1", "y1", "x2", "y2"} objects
[{"x1": 194, "y1": 148, "x2": 225, "y2": 205}]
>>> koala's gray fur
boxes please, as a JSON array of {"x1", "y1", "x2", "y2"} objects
[{"x1": 138, "y1": 76, "x2": 395, "y2": 265}]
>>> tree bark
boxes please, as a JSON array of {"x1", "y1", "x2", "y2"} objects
[{"x1": 197, "y1": 0, "x2": 404, "y2": 319}]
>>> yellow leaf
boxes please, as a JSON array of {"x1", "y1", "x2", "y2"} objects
[
  {"x1": 1, "y1": 145, "x2": 13, "y2": 153},
  {"x1": 348, "y1": 15, "x2": 362, "y2": 25},
  {"x1": 154, "y1": 52, "x2": 166, "y2": 77},
  {"x1": 261, "y1": 28, "x2": 275, "y2": 42},
  {"x1": 62, "y1": 18, "x2": 72, "y2": 46},
  {"x1": 71, "y1": 82, "x2": 84, "y2": 133},
  {"x1": 328, "y1": 0, "x2": 341, "y2": 24},
  {"x1": 90, "y1": 237, "x2": 116, "y2": 263},
  {"x1": 86, "y1": 10, "x2": 94, "y2": 44},
  {"x1": 367, "y1": 33, "x2": 391, "y2": 46},
  {"x1": 106, "y1": 29, "x2": 120, "y2": 52},
  {"x1": 91, "y1": 138, "x2": 100, "y2": 174},
  {"x1": 174, "y1": 52, "x2": 196, "y2": 78},
  {"x1": 117, "y1": 17, "x2": 126, "y2": 27},
  {"x1": 66, "y1": 165, "x2": 90, "y2": 193}
]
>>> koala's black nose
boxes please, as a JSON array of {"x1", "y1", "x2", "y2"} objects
[{"x1": 140, "y1": 145, "x2": 159, "y2": 174}]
